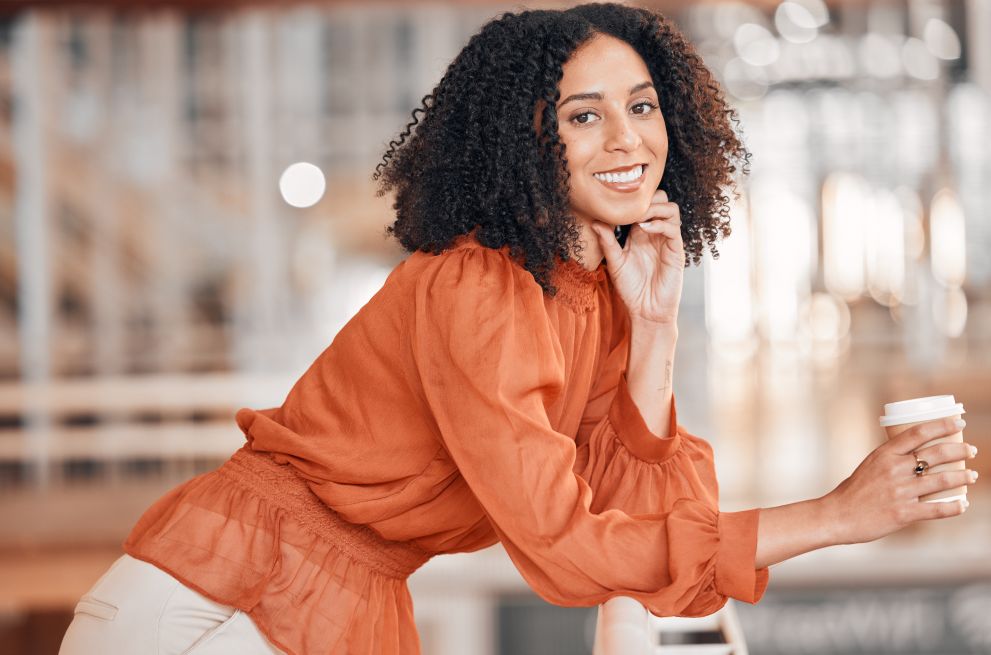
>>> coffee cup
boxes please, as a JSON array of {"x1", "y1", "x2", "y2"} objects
[{"x1": 879, "y1": 395, "x2": 966, "y2": 503}]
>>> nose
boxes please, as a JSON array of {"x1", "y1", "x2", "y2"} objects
[{"x1": 603, "y1": 113, "x2": 642, "y2": 152}]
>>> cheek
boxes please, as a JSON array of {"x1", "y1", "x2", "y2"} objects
[
  {"x1": 560, "y1": 128, "x2": 597, "y2": 173},
  {"x1": 653, "y1": 124, "x2": 669, "y2": 158},
  {"x1": 643, "y1": 122, "x2": 668, "y2": 154}
]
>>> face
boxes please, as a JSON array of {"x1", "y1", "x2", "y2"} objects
[{"x1": 553, "y1": 34, "x2": 667, "y2": 228}]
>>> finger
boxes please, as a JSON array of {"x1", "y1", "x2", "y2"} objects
[
  {"x1": 627, "y1": 221, "x2": 655, "y2": 250},
  {"x1": 907, "y1": 497, "x2": 968, "y2": 522},
  {"x1": 591, "y1": 221, "x2": 624, "y2": 263},
  {"x1": 913, "y1": 468, "x2": 976, "y2": 497},
  {"x1": 652, "y1": 189, "x2": 668, "y2": 204},
  {"x1": 641, "y1": 202, "x2": 681, "y2": 226},
  {"x1": 913, "y1": 441, "x2": 978, "y2": 468},
  {"x1": 637, "y1": 219, "x2": 681, "y2": 241},
  {"x1": 887, "y1": 417, "x2": 965, "y2": 455}
]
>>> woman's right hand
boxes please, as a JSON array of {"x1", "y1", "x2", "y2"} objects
[{"x1": 821, "y1": 416, "x2": 978, "y2": 546}]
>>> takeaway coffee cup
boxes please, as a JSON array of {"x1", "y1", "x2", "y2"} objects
[{"x1": 879, "y1": 395, "x2": 966, "y2": 503}]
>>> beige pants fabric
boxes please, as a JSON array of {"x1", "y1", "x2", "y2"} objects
[{"x1": 59, "y1": 554, "x2": 286, "y2": 655}]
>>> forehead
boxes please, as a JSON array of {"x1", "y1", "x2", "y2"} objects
[{"x1": 559, "y1": 34, "x2": 652, "y2": 91}]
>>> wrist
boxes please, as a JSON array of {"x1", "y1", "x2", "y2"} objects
[
  {"x1": 627, "y1": 321, "x2": 677, "y2": 380},
  {"x1": 814, "y1": 492, "x2": 849, "y2": 547},
  {"x1": 630, "y1": 314, "x2": 679, "y2": 334},
  {"x1": 755, "y1": 496, "x2": 846, "y2": 569}
]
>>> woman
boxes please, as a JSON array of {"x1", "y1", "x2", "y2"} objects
[{"x1": 60, "y1": 4, "x2": 976, "y2": 654}]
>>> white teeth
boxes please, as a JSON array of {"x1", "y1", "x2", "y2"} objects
[{"x1": 594, "y1": 165, "x2": 643, "y2": 184}]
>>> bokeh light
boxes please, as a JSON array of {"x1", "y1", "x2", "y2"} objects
[
  {"x1": 930, "y1": 188, "x2": 967, "y2": 288},
  {"x1": 923, "y1": 18, "x2": 961, "y2": 61},
  {"x1": 734, "y1": 22, "x2": 780, "y2": 67},
  {"x1": 279, "y1": 162, "x2": 326, "y2": 208}
]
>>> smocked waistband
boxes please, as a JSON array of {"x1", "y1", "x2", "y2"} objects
[{"x1": 218, "y1": 447, "x2": 431, "y2": 579}]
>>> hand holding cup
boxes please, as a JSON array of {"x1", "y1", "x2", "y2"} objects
[
  {"x1": 880, "y1": 396, "x2": 970, "y2": 503},
  {"x1": 821, "y1": 401, "x2": 977, "y2": 546}
]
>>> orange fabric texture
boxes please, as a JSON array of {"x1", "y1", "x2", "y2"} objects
[{"x1": 124, "y1": 234, "x2": 769, "y2": 655}]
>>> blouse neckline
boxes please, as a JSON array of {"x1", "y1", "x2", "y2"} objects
[
  {"x1": 450, "y1": 231, "x2": 607, "y2": 313},
  {"x1": 551, "y1": 257, "x2": 607, "y2": 313}
]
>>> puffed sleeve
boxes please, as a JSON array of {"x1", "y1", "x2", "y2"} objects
[{"x1": 410, "y1": 246, "x2": 768, "y2": 617}]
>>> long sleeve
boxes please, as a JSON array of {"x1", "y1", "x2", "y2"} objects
[
  {"x1": 408, "y1": 245, "x2": 768, "y2": 617},
  {"x1": 574, "y1": 285, "x2": 680, "y2": 458},
  {"x1": 574, "y1": 280, "x2": 769, "y2": 608}
]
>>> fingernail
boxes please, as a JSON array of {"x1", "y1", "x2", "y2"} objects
[
  {"x1": 969, "y1": 470, "x2": 979, "y2": 483},
  {"x1": 955, "y1": 419, "x2": 966, "y2": 429},
  {"x1": 970, "y1": 445, "x2": 979, "y2": 458},
  {"x1": 961, "y1": 499, "x2": 969, "y2": 511}
]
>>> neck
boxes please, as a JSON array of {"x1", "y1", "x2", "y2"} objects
[{"x1": 574, "y1": 219, "x2": 605, "y2": 272}]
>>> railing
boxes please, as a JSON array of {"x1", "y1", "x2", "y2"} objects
[
  {"x1": 0, "y1": 373, "x2": 294, "y2": 488},
  {"x1": 594, "y1": 598, "x2": 748, "y2": 655}
]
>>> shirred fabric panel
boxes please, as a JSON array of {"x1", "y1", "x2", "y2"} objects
[{"x1": 123, "y1": 453, "x2": 424, "y2": 655}]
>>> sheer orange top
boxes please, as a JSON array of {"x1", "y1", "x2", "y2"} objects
[{"x1": 124, "y1": 234, "x2": 769, "y2": 655}]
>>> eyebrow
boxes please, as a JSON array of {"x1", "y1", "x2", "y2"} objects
[{"x1": 558, "y1": 81, "x2": 655, "y2": 108}]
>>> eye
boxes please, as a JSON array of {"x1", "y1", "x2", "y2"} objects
[
  {"x1": 631, "y1": 101, "x2": 659, "y2": 115},
  {"x1": 570, "y1": 110, "x2": 600, "y2": 125}
]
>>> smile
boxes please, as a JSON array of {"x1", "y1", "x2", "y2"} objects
[{"x1": 592, "y1": 164, "x2": 647, "y2": 191}]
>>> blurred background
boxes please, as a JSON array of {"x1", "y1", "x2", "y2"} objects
[{"x1": 1, "y1": 0, "x2": 989, "y2": 653}]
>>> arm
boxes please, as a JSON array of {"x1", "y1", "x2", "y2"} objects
[
  {"x1": 629, "y1": 316, "x2": 832, "y2": 570},
  {"x1": 588, "y1": 192, "x2": 685, "y2": 441},
  {"x1": 625, "y1": 318, "x2": 838, "y2": 570},
  {"x1": 755, "y1": 415, "x2": 975, "y2": 568},
  {"x1": 621, "y1": 321, "x2": 975, "y2": 571},
  {"x1": 596, "y1": 192, "x2": 976, "y2": 572},
  {"x1": 625, "y1": 318, "x2": 677, "y2": 439},
  {"x1": 753, "y1": 499, "x2": 833, "y2": 569}
]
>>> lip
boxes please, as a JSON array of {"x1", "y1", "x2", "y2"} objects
[
  {"x1": 593, "y1": 163, "x2": 648, "y2": 193},
  {"x1": 595, "y1": 162, "x2": 647, "y2": 174}
]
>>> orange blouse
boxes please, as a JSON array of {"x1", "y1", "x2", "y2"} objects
[{"x1": 124, "y1": 234, "x2": 769, "y2": 655}]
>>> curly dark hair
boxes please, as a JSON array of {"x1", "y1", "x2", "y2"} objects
[{"x1": 373, "y1": 2, "x2": 750, "y2": 297}]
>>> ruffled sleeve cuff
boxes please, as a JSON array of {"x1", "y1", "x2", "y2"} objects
[
  {"x1": 715, "y1": 509, "x2": 770, "y2": 604},
  {"x1": 606, "y1": 373, "x2": 681, "y2": 462}
]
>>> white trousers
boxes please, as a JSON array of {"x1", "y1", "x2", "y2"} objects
[{"x1": 59, "y1": 554, "x2": 286, "y2": 655}]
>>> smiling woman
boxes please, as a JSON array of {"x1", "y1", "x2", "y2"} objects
[
  {"x1": 374, "y1": 2, "x2": 750, "y2": 294},
  {"x1": 58, "y1": 3, "x2": 976, "y2": 655}
]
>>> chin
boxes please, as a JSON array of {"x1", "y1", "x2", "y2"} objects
[{"x1": 594, "y1": 199, "x2": 653, "y2": 226}]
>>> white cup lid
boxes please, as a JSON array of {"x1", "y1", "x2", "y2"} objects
[{"x1": 879, "y1": 395, "x2": 965, "y2": 427}]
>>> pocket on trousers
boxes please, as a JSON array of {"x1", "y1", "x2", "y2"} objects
[
  {"x1": 69, "y1": 556, "x2": 129, "y2": 622},
  {"x1": 73, "y1": 596, "x2": 119, "y2": 621},
  {"x1": 179, "y1": 610, "x2": 243, "y2": 655}
]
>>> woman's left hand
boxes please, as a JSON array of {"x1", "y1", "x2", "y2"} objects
[{"x1": 590, "y1": 189, "x2": 685, "y2": 326}]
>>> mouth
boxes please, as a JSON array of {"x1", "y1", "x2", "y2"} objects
[{"x1": 593, "y1": 163, "x2": 647, "y2": 191}]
